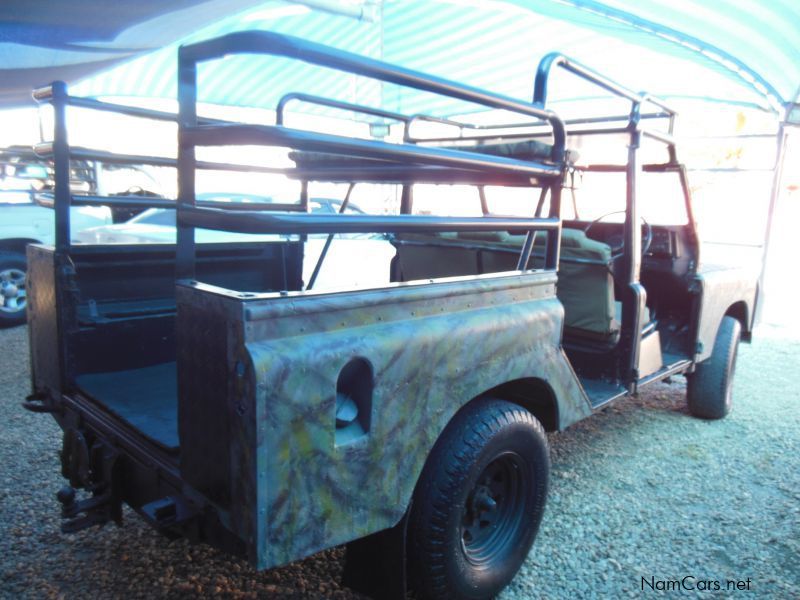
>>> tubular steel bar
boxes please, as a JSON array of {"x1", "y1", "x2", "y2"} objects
[
  {"x1": 413, "y1": 124, "x2": 656, "y2": 145},
  {"x1": 534, "y1": 53, "x2": 677, "y2": 117},
  {"x1": 66, "y1": 96, "x2": 226, "y2": 126},
  {"x1": 640, "y1": 127, "x2": 677, "y2": 146},
  {"x1": 289, "y1": 165, "x2": 543, "y2": 186},
  {"x1": 177, "y1": 55, "x2": 197, "y2": 280},
  {"x1": 179, "y1": 207, "x2": 559, "y2": 234},
  {"x1": 306, "y1": 182, "x2": 355, "y2": 290},
  {"x1": 406, "y1": 111, "x2": 671, "y2": 144},
  {"x1": 417, "y1": 126, "x2": 631, "y2": 145},
  {"x1": 579, "y1": 163, "x2": 679, "y2": 173},
  {"x1": 33, "y1": 83, "x2": 227, "y2": 126},
  {"x1": 545, "y1": 183, "x2": 562, "y2": 269},
  {"x1": 32, "y1": 144, "x2": 287, "y2": 174},
  {"x1": 178, "y1": 31, "x2": 566, "y2": 159},
  {"x1": 34, "y1": 193, "x2": 305, "y2": 213},
  {"x1": 37, "y1": 81, "x2": 74, "y2": 395},
  {"x1": 277, "y1": 93, "x2": 409, "y2": 128},
  {"x1": 34, "y1": 193, "x2": 176, "y2": 210},
  {"x1": 182, "y1": 124, "x2": 562, "y2": 178},
  {"x1": 756, "y1": 119, "x2": 790, "y2": 323},
  {"x1": 50, "y1": 82, "x2": 71, "y2": 253},
  {"x1": 176, "y1": 31, "x2": 569, "y2": 279}
]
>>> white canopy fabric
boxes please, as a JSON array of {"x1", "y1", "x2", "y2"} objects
[{"x1": 1, "y1": 1, "x2": 799, "y2": 118}]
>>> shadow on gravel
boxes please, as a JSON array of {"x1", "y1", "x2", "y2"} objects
[{"x1": 2, "y1": 326, "x2": 798, "y2": 599}]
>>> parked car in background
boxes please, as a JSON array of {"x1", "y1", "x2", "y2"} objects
[
  {"x1": 73, "y1": 194, "x2": 394, "y2": 291},
  {"x1": 0, "y1": 189, "x2": 112, "y2": 326}
]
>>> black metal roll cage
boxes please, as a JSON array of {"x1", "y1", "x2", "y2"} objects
[{"x1": 31, "y1": 30, "x2": 694, "y2": 330}]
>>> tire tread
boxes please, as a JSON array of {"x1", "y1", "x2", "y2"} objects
[
  {"x1": 409, "y1": 398, "x2": 549, "y2": 600},
  {"x1": 687, "y1": 315, "x2": 741, "y2": 419},
  {"x1": 0, "y1": 251, "x2": 28, "y2": 327}
]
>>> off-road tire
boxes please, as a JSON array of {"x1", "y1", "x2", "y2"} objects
[
  {"x1": 687, "y1": 315, "x2": 741, "y2": 419},
  {"x1": 0, "y1": 251, "x2": 27, "y2": 327},
  {"x1": 408, "y1": 398, "x2": 549, "y2": 600}
]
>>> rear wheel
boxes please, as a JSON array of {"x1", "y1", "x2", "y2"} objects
[
  {"x1": 687, "y1": 315, "x2": 741, "y2": 419},
  {"x1": 409, "y1": 398, "x2": 549, "y2": 600},
  {"x1": 0, "y1": 251, "x2": 27, "y2": 327}
]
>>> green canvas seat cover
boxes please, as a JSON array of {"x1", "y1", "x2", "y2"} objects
[
  {"x1": 545, "y1": 230, "x2": 617, "y2": 339},
  {"x1": 497, "y1": 229, "x2": 617, "y2": 339},
  {"x1": 289, "y1": 139, "x2": 577, "y2": 169},
  {"x1": 396, "y1": 228, "x2": 617, "y2": 340},
  {"x1": 288, "y1": 151, "x2": 384, "y2": 167},
  {"x1": 447, "y1": 139, "x2": 579, "y2": 164}
]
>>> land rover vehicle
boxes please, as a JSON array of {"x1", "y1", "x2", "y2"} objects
[{"x1": 23, "y1": 32, "x2": 757, "y2": 599}]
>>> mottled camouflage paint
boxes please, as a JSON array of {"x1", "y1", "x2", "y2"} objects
[{"x1": 176, "y1": 271, "x2": 591, "y2": 570}]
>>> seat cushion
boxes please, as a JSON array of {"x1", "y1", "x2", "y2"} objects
[
  {"x1": 290, "y1": 138, "x2": 578, "y2": 170},
  {"x1": 545, "y1": 229, "x2": 617, "y2": 338},
  {"x1": 508, "y1": 229, "x2": 617, "y2": 338},
  {"x1": 394, "y1": 227, "x2": 617, "y2": 340},
  {"x1": 450, "y1": 139, "x2": 579, "y2": 164}
]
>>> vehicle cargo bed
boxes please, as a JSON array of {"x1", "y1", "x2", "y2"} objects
[{"x1": 75, "y1": 362, "x2": 178, "y2": 451}]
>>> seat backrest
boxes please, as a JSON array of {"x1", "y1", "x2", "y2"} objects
[
  {"x1": 540, "y1": 229, "x2": 618, "y2": 341},
  {"x1": 393, "y1": 228, "x2": 618, "y2": 341}
]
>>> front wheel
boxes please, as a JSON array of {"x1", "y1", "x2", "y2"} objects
[
  {"x1": 687, "y1": 315, "x2": 741, "y2": 419},
  {"x1": 0, "y1": 251, "x2": 27, "y2": 327},
  {"x1": 409, "y1": 398, "x2": 550, "y2": 600}
]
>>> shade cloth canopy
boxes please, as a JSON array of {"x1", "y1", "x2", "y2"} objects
[{"x1": 1, "y1": 0, "x2": 798, "y2": 117}]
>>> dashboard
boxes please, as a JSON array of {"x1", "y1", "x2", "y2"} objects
[{"x1": 565, "y1": 219, "x2": 695, "y2": 278}]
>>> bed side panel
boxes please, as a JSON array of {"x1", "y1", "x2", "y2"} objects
[{"x1": 240, "y1": 273, "x2": 590, "y2": 569}]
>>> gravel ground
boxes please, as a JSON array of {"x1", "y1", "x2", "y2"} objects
[{"x1": 1, "y1": 323, "x2": 798, "y2": 599}]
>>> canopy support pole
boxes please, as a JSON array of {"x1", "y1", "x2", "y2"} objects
[{"x1": 756, "y1": 110, "x2": 791, "y2": 325}]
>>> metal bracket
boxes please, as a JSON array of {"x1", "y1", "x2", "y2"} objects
[
  {"x1": 22, "y1": 392, "x2": 58, "y2": 414},
  {"x1": 140, "y1": 496, "x2": 199, "y2": 539},
  {"x1": 56, "y1": 430, "x2": 122, "y2": 533}
]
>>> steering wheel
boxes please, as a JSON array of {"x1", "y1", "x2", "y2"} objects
[{"x1": 583, "y1": 210, "x2": 652, "y2": 259}]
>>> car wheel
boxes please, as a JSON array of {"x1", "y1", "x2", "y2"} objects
[
  {"x1": 0, "y1": 251, "x2": 28, "y2": 327},
  {"x1": 409, "y1": 398, "x2": 549, "y2": 600},
  {"x1": 687, "y1": 315, "x2": 741, "y2": 419}
]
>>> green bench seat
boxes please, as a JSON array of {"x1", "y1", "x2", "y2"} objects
[{"x1": 394, "y1": 228, "x2": 618, "y2": 342}]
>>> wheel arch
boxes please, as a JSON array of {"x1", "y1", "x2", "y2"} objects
[
  {"x1": 480, "y1": 377, "x2": 559, "y2": 432},
  {"x1": 405, "y1": 391, "x2": 551, "y2": 598},
  {"x1": 409, "y1": 378, "x2": 557, "y2": 505},
  {"x1": 725, "y1": 300, "x2": 751, "y2": 342},
  {"x1": 411, "y1": 378, "x2": 557, "y2": 492}
]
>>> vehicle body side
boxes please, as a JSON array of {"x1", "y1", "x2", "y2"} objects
[{"x1": 177, "y1": 271, "x2": 590, "y2": 568}]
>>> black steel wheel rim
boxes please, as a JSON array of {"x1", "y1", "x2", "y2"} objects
[{"x1": 460, "y1": 451, "x2": 529, "y2": 567}]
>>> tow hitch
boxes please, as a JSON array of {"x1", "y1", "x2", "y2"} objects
[{"x1": 57, "y1": 428, "x2": 122, "y2": 533}]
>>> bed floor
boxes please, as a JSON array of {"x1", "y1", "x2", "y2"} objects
[{"x1": 75, "y1": 361, "x2": 178, "y2": 451}]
